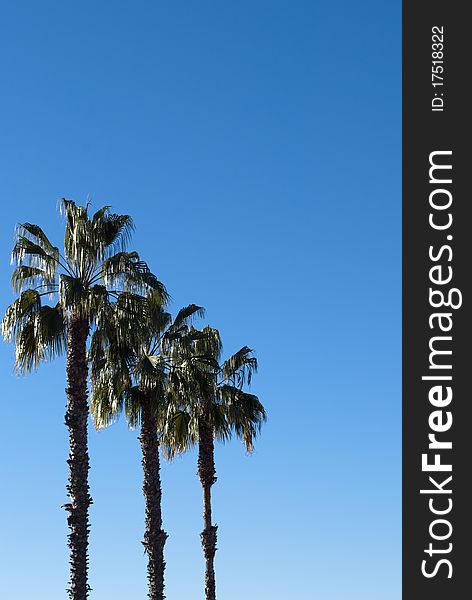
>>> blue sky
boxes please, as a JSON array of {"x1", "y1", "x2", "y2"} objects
[{"x1": 0, "y1": 2, "x2": 400, "y2": 598}]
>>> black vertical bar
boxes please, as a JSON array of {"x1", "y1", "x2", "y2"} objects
[{"x1": 403, "y1": 2, "x2": 471, "y2": 598}]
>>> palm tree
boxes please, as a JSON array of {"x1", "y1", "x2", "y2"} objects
[
  {"x1": 89, "y1": 292, "x2": 206, "y2": 600},
  {"x1": 164, "y1": 327, "x2": 267, "y2": 600},
  {"x1": 1, "y1": 200, "x2": 166, "y2": 600}
]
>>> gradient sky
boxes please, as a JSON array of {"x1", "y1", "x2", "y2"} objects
[{"x1": 0, "y1": 2, "x2": 400, "y2": 599}]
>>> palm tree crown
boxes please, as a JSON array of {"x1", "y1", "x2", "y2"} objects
[
  {"x1": 2, "y1": 199, "x2": 166, "y2": 371},
  {"x1": 165, "y1": 326, "x2": 266, "y2": 456}
]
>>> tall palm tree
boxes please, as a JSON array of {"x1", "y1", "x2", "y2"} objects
[
  {"x1": 165, "y1": 327, "x2": 267, "y2": 600},
  {"x1": 89, "y1": 292, "x2": 207, "y2": 600},
  {"x1": 1, "y1": 200, "x2": 166, "y2": 600}
]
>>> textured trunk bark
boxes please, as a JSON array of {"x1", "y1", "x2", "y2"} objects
[
  {"x1": 198, "y1": 414, "x2": 218, "y2": 600},
  {"x1": 65, "y1": 317, "x2": 92, "y2": 600},
  {"x1": 140, "y1": 392, "x2": 168, "y2": 600}
]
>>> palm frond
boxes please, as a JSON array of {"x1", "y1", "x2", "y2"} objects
[
  {"x1": 35, "y1": 304, "x2": 67, "y2": 362},
  {"x1": 209, "y1": 404, "x2": 231, "y2": 441},
  {"x1": 61, "y1": 199, "x2": 90, "y2": 263},
  {"x1": 11, "y1": 266, "x2": 55, "y2": 294},
  {"x1": 59, "y1": 275, "x2": 87, "y2": 310},
  {"x1": 91, "y1": 208, "x2": 135, "y2": 256},
  {"x1": 135, "y1": 355, "x2": 166, "y2": 391},
  {"x1": 171, "y1": 305, "x2": 205, "y2": 331},
  {"x1": 101, "y1": 252, "x2": 169, "y2": 299},
  {"x1": 14, "y1": 320, "x2": 39, "y2": 373},
  {"x1": 12, "y1": 236, "x2": 58, "y2": 279},
  {"x1": 162, "y1": 409, "x2": 197, "y2": 458},
  {"x1": 90, "y1": 382, "x2": 121, "y2": 429},
  {"x1": 123, "y1": 386, "x2": 146, "y2": 428},
  {"x1": 16, "y1": 223, "x2": 57, "y2": 255},
  {"x1": 218, "y1": 386, "x2": 266, "y2": 452},
  {"x1": 2, "y1": 289, "x2": 42, "y2": 341},
  {"x1": 13, "y1": 303, "x2": 66, "y2": 374},
  {"x1": 194, "y1": 326, "x2": 222, "y2": 361},
  {"x1": 222, "y1": 346, "x2": 257, "y2": 387},
  {"x1": 146, "y1": 292, "x2": 172, "y2": 337}
]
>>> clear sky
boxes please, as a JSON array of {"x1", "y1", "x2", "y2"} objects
[{"x1": 0, "y1": 2, "x2": 400, "y2": 599}]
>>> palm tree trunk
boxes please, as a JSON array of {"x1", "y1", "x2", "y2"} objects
[
  {"x1": 140, "y1": 392, "x2": 168, "y2": 600},
  {"x1": 65, "y1": 317, "x2": 92, "y2": 600},
  {"x1": 198, "y1": 415, "x2": 218, "y2": 600}
]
